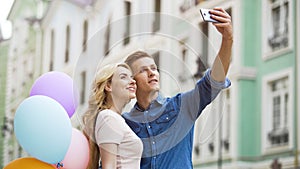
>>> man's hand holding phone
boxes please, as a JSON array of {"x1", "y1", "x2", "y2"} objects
[
  {"x1": 200, "y1": 9, "x2": 220, "y2": 23},
  {"x1": 200, "y1": 7, "x2": 233, "y2": 40}
]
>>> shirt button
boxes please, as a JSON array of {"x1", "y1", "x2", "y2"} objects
[
  {"x1": 154, "y1": 156, "x2": 156, "y2": 159},
  {"x1": 148, "y1": 125, "x2": 151, "y2": 128},
  {"x1": 145, "y1": 111, "x2": 148, "y2": 113},
  {"x1": 152, "y1": 141, "x2": 155, "y2": 144},
  {"x1": 166, "y1": 117, "x2": 169, "y2": 120}
]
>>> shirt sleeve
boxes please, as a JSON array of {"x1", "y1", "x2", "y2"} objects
[
  {"x1": 204, "y1": 69, "x2": 231, "y2": 90},
  {"x1": 180, "y1": 69, "x2": 231, "y2": 121},
  {"x1": 95, "y1": 110, "x2": 125, "y2": 145}
]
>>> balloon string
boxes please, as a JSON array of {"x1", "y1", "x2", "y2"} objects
[{"x1": 56, "y1": 162, "x2": 64, "y2": 168}]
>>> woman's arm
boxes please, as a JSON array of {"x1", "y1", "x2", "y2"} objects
[{"x1": 100, "y1": 143, "x2": 118, "y2": 169}]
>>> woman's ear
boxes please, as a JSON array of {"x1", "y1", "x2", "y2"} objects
[{"x1": 105, "y1": 82, "x2": 112, "y2": 92}]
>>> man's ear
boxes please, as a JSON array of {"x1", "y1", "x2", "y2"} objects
[{"x1": 105, "y1": 83, "x2": 112, "y2": 92}]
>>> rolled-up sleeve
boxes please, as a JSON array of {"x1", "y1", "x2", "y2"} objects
[{"x1": 204, "y1": 69, "x2": 231, "y2": 90}]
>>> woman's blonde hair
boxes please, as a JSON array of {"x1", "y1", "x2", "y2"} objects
[{"x1": 82, "y1": 63, "x2": 131, "y2": 169}]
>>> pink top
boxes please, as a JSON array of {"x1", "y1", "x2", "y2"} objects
[{"x1": 95, "y1": 109, "x2": 143, "y2": 169}]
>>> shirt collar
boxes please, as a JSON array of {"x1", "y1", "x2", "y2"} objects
[{"x1": 134, "y1": 92, "x2": 165, "y2": 111}]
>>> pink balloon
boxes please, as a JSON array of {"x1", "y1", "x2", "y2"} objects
[
  {"x1": 30, "y1": 71, "x2": 79, "y2": 118},
  {"x1": 60, "y1": 128, "x2": 89, "y2": 169}
]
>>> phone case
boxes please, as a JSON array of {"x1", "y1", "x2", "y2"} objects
[{"x1": 200, "y1": 9, "x2": 219, "y2": 23}]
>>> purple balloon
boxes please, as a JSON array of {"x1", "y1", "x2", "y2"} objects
[{"x1": 30, "y1": 71, "x2": 79, "y2": 118}]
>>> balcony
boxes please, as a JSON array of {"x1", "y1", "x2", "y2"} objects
[{"x1": 268, "y1": 128, "x2": 289, "y2": 146}]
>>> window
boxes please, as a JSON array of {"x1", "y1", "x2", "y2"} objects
[
  {"x1": 268, "y1": 77, "x2": 289, "y2": 146},
  {"x1": 200, "y1": 21, "x2": 208, "y2": 57},
  {"x1": 262, "y1": 69, "x2": 293, "y2": 152},
  {"x1": 80, "y1": 71, "x2": 86, "y2": 105},
  {"x1": 153, "y1": 0, "x2": 161, "y2": 32},
  {"x1": 152, "y1": 52, "x2": 160, "y2": 68},
  {"x1": 151, "y1": 52, "x2": 160, "y2": 88},
  {"x1": 83, "y1": 20, "x2": 88, "y2": 52},
  {"x1": 178, "y1": 40, "x2": 189, "y2": 82},
  {"x1": 65, "y1": 25, "x2": 70, "y2": 63},
  {"x1": 268, "y1": 0, "x2": 289, "y2": 51},
  {"x1": 194, "y1": 144, "x2": 201, "y2": 156},
  {"x1": 124, "y1": 1, "x2": 131, "y2": 45},
  {"x1": 50, "y1": 29, "x2": 55, "y2": 71},
  {"x1": 196, "y1": 22, "x2": 209, "y2": 70},
  {"x1": 221, "y1": 90, "x2": 231, "y2": 153},
  {"x1": 262, "y1": 0, "x2": 292, "y2": 58},
  {"x1": 104, "y1": 19, "x2": 111, "y2": 56}
]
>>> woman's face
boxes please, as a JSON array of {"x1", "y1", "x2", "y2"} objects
[{"x1": 110, "y1": 66, "x2": 136, "y2": 101}]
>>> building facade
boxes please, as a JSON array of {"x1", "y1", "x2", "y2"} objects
[
  {"x1": 296, "y1": 0, "x2": 300, "y2": 168},
  {"x1": 0, "y1": 36, "x2": 9, "y2": 169},
  {"x1": 3, "y1": 0, "x2": 46, "y2": 165},
  {"x1": 196, "y1": 0, "x2": 298, "y2": 168}
]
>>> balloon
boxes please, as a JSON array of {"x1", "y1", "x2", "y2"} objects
[
  {"x1": 14, "y1": 95, "x2": 72, "y2": 164},
  {"x1": 4, "y1": 157, "x2": 55, "y2": 169},
  {"x1": 58, "y1": 128, "x2": 89, "y2": 169},
  {"x1": 30, "y1": 71, "x2": 79, "y2": 118}
]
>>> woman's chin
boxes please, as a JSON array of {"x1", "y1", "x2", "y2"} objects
[{"x1": 129, "y1": 94, "x2": 136, "y2": 99}]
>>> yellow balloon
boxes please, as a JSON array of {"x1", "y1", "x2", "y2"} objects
[{"x1": 4, "y1": 157, "x2": 56, "y2": 169}]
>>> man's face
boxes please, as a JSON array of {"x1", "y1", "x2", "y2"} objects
[{"x1": 131, "y1": 57, "x2": 160, "y2": 94}]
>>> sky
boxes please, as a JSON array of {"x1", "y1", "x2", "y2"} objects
[{"x1": 0, "y1": 0, "x2": 14, "y2": 39}]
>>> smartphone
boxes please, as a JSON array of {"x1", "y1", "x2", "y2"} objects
[{"x1": 200, "y1": 9, "x2": 219, "y2": 23}]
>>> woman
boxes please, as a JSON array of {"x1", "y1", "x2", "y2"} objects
[{"x1": 82, "y1": 63, "x2": 143, "y2": 169}]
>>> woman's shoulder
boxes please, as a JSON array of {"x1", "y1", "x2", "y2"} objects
[
  {"x1": 99, "y1": 109, "x2": 114, "y2": 115},
  {"x1": 98, "y1": 109, "x2": 123, "y2": 121}
]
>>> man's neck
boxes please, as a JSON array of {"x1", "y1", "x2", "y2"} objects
[{"x1": 136, "y1": 91, "x2": 158, "y2": 110}]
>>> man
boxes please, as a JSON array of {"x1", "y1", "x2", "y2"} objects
[{"x1": 122, "y1": 7, "x2": 233, "y2": 169}]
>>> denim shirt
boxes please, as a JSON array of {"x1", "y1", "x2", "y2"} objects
[{"x1": 122, "y1": 69, "x2": 231, "y2": 169}]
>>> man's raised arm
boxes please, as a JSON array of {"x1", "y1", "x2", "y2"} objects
[{"x1": 209, "y1": 7, "x2": 233, "y2": 82}]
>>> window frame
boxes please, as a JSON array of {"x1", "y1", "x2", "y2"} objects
[
  {"x1": 261, "y1": 68, "x2": 294, "y2": 154},
  {"x1": 261, "y1": 0, "x2": 294, "y2": 60}
]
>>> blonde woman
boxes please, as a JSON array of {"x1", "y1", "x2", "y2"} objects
[{"x1": 83, "y1": 63, "x2": 143, "y2": 169}]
